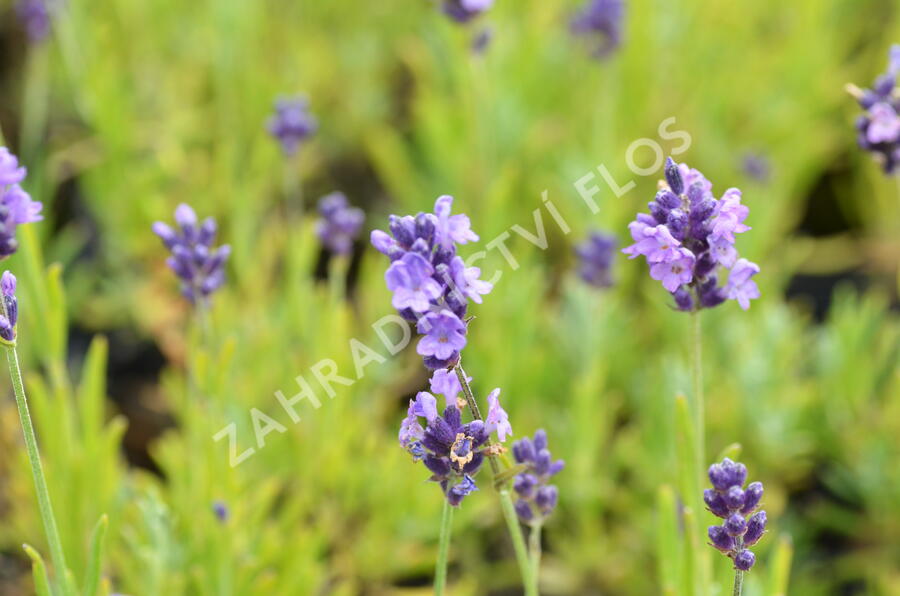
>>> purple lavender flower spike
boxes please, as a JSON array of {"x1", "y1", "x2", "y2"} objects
[
  {"x1": 484, "y1": 388, "x2": 512, "y2": 442},
  {"x1": 400, "y1": 404, "x2": 490, "y2": 506},
  {"x1": 852, "y1": 47, "x2": 900, "y2": 174},
  {"x1": 416, "y1": 310, "x2": 467, "y2": 360},
  {"x1": 0, "y1": 148, "x2": 43, "y2": 259},
  {"x1": 16, "y1": 0, "x2": 52, "y2": 44},
  {"x1": 706, "y1": 457, "x2": 767, "y2": 572},
  {"x1": 570, "y1": 0, "x2": 625, "y2": 60},
  {"x1": 471, "y1": 27, "x2": 493, "y2": 54},
  {"x1": 575, "y1": 231, "x2": 616, "y2": 288},
  {"x1": 623, "y1": 156, "x2": 758, "y2": 310},
  {"x1": 212, "y1": 501, "x2": 229, "y2": 523},
  {"x1": 267, "y1": 96, "x2": 317, "y2": 157},
  {"x1": 742, "y1": 153, "x2": 771, "y2": 183},
  {"x1": 441, "y1": 0, "x2": 493, "y2": 23},
  {"x1": 315, "y1": 192, "x2": 365, "y2": 256},
  {"x1": 512, "y1": 430, "x2": 563, "y2": 522},
  {"x1": 153, "y1": 204, "x2": 230, "y2": 305},
  {"x1": 0, "y1": 271, "x2": 17, "y2": 342}
]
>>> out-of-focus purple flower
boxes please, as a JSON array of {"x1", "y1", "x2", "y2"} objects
[
  {"x1": 442, "y1": 0, "x2": 493, "y2": 23},
  {"x1": 852, "y1": 47, "x2": 900, "y2": 174},
  {"x1": 705, "y1": 458, "x2": 767, "y2": 572},
  {"x1": 725, "y1": 258, "x2": 760, "y2": 311},
  {"x1": 484, "y1": 388, "x2": 512, "y2": 442},
  {"x1": 471, "y1": 27, "x2": 493, "y2": 54},
  {"x1": 152, "y1": 204, "x2": 230, "y2": 305},
  {"x1": 417, "y1": 310, "x2": 467, "y2": 361},
  {"x1": 512, "y1": 430, "x2": 564, "y2": 523},
  {"x1": 400, "y1": 404, "x2": 490, "y2": 506},
  {"x1": 622, "y1": 157, "x2": 759, "y2": 311},
  {"x1": 371, "y1": 195, "x2": 491, "y2": 369},
  {"x1": 0, "y1": 271, "x2": 17, "y2": 342},
  {"x1": 742, "y1": 153, "x2": 771, "y2": 183},
  {"x1": 315, "y1": 192, "x2": 364, "y2": 256},
  {"x1": 0, "y1": 148, "x2": 43, "y2": 259},
  {"x1": 575, "y1": 231, "x2": 616, "y2": 288},
  {"x1": 16, "y1": 0, "x2": 52, "y2": 44},
  {"x1": 212, "y1": 501, "x2": 229, "y2": 523},
  {"x1": 267, "y1": 96, "x2": 317, "y2": 157},
  {"x1": 570, "y1": 0, "x2": 625, "y2": 60}
]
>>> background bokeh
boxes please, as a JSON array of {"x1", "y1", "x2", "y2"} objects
[{"x1": 0, "y1": 0, "x2": 898, "y2": 594}]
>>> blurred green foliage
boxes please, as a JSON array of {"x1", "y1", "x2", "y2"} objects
[{"x1": 0, "y1": 0, "x2": 898, "y2": 594}]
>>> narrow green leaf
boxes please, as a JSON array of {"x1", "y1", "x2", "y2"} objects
[
  {"x1": 22, "y1": 544, "x2": 52, "y2": 596},
  {"x1": 767, "y1": 533, "x2": 794, "y2": 596},
  {"x1": 715, "y1": 443, "x2": 742, "y2": 462},
  {"x1": 656, "y1": 485, "x2": 681, "y2": 596},
  {"x1": 83, "y1": 514, "x2": 109, "y2": 596}
]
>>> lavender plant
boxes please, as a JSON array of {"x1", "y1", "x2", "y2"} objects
[
  {"x1": 0, "y1": 148, "x2": 79, "y2": 594},
  {"x1": 152, "y1": 204, "x2": 231, "y2": 307},
  {"x1": 267, "y1": 96, "x2": 317, "y2": 157},
  {"x1": 570, "y1": 0, "x2": 625, "y2": 60},
  {"x1": 848, "y1": 45, "x2": 900, "y2": 174},
  {"x1": 441, "y1": 0, "x2": 493, "y2": 23},
  {"x1": 315, "y1": 192, "x2": 365, "y2": 256},
  {"x1": 705, "y1": 458, "x2": 768, "y2": 596},
  {"x1": 575, "y1": 231, "x2": 616, "y2": 289},
  {"x1": 373, "y1": 195, "x2": 557, "y2": 595}
]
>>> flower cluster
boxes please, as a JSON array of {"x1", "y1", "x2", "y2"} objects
[
  {"x1": 0, "y1": 147, "x2": 44, "y2": 259},
  {"x1": 267, "y1": 96, "x2": 317, "y2": 157},
  {"x1": 575, "y1": 231, "x2": 616, "y2": 289},
  {"x1": 399, "y1": 369, "x2": 512, "y2": 506},
  {"x1": 852, "y1": 45, "x2": 900, "y2": 174},
  {"x1": 0, "y1": 271, "x2": 18, "y2": 343},
  {"x1": 622, "y1": 157, "x2": 760, "y2": 311},
  {"x1": 441, "y1": 0, "x2": 493, "y2": 23},
  {"x1": 315, "y1": 192, "x2": 365, "y2": 256},
  {"x1": 152, "y1": 204, "x2": 231, "y2": 305},
  {"x1": 705, "y1": 458, "x2": 767, "y2": 572},
  {"x1": 511, "y1": 430, "x2": 564, "y2": 523},
  {"x1": 570, "y1": 0, "x2": 625, "y2": 60},
  {"x1": 370, "y1": 195, "x2": 492, "y2": 369},
  {"x1": 17, "y1": 0, "x2": 51, "y2": 44}
]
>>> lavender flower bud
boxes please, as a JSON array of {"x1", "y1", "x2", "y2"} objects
[
  {"x1": 704, "y1": 489, "x2": 729, "y2": 518},
  {"x1": 665, "y1": 157, "x2": 684, "y2": 194},
  {"x1": 744, "y1": 511, "x2": 767, "y2": 546},
  {"x1": 708, "y1": 526, "x2": 735, "y2": 553},
  {"x1": 733, "y1": 550, "x2": 756, "y2": 571},
  {"x1": 724, "y1": 513, "x2": 748, "y2": 537},
  {"x1": 513, "y1": 437, "x2": 535, "y2": 464},
  {"x1": 515, "y1": 499, "x2": 534, "y2": 522},
  {"x1": 741, "y1": 482, "x2": 764, "y2": 514},
  {"x1": 514, "y1": 474, "x2": 537, "y2": 499},
  {"x1": 535, "y1": 485, "x2": 559, "y2": 514}
]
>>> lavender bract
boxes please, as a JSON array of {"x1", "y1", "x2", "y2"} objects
[
  {"x1": 512, "y1": 430, "x2": 564, "y2": 523},
  {"x1": 570, "y1": 0, "x2": 625, "y2": 59},
  {"x1": 0, "y1": 148, "x2": 44, "y2": 259},
  {"x1": 705, "y1": 458, "x2": 767, "y2": 571},
  {"x1": 267, "y1": 96, "x2": 317, "y2": 157},
  {"x1": 442, "y1": 0, "x2": 493, "y2": 23},
  {"x1": 622, "y1": 157, "x2": 760, "y2": 311},
  {"x1": 315, "y1": 192, "x2": 365, "y2": 256},
  {"x1": 371, "y1": 195, "x2": 492, "y2": 369},
  {"x1": 852, "y1": 45, "x2": 900, "y2": 174},
  {"x1": 575, "y1": 231, "x2": 616, "y2": 288},
  {"x1": 152, "y1": 204, "x2": 231, "y2": 305}
]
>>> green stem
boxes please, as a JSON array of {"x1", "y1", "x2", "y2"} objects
[
  {"x1": 499, "y1": 489, "x2": 538, "y2": 596},
  {"x1": 690, "y1": 311, "x2": 705, "y2": 469},
  {"x1": 529, "y1": 523, "x2": 543, "y2": 594},
  {"x1": 732, "y1": 568, "x2": 744, "y2": 596},
  {"x1": 5, "y1": 344, "x2": 71, "y2": 595},
  {"x1": 453, "y1": 363, "x2": 536, "y2": 595},
  {"x1": 434, "y1": 498, "x2": 454, "y2": 596}
]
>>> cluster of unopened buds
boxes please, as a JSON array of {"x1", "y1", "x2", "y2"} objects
[{"x1": 705, "y1": 458, "x2": 767, "y2": 571}]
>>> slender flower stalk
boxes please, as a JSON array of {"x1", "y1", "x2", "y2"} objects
[
  {"x1": 434, "y1": 499, "x2": 454, "y2": 596},
  {"x1": 2, "y1": 272, "x2": 71, "y2": 595},
  {"x1": 691, "y1": 312, "x2": 705, "y2": 474}
]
